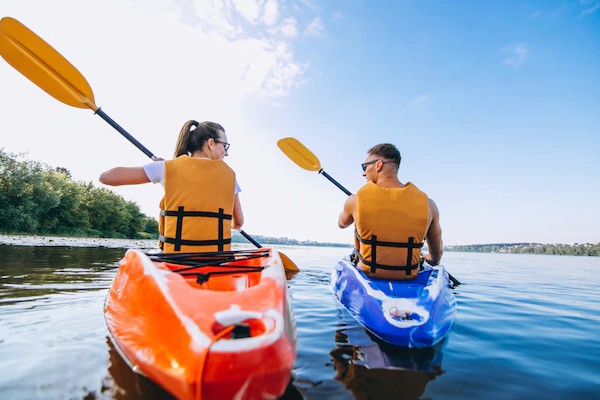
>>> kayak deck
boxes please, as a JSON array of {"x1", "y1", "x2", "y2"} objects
[
  {"x1": 104, "y1": 248, "x2": 296, "y2": 400},
  {"x1": 331, "y1": 256, "x2": 456, "y2": 348}
]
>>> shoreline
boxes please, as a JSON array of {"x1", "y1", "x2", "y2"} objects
[
  {"x1": 0, "y1": 234, "x2": 160, "y2": 249},
  {"x1": 0, "y1": 234, "x2": 309, "y2": 251}
]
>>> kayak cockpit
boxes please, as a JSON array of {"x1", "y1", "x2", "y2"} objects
[{"x1": 148, "y1": 249, "x2": 271, "y2": 291}]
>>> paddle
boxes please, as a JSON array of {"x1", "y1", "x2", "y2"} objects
[
  {"x1": 277, "y1": 137, "x2": 352, "y2": 196},
  {"x1": 277, "y1": 137, "x2": 460, "y2": 285},
  {"x1": 0, "y1": 16, "x2": 299, "y2": 272}
]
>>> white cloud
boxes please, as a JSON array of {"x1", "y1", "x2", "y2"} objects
[
  {"x1": 273, "y1": 17, "x2": 298, "y2": 38},
  {"x1": 192, "y1": 0, "x2": 237, "y2": 36},
  {"x1": 232, "y1": 0, "x2": 261, "y2": 23},
  {"x1": 227, "y1": 38, "x2": 306, "y2": 97},
  {"x1": 263, "y1": 0, "x2": 279, "y2": 26},
  {"x1": 177, "y1": 0, "x2": 305, "y2": 97},
  {"x1": 298, "y1": 0, "x2": 318, "y2": 12},
  {"x1": 230, "y1": 0, "x2": 279, "y2": 26},
  {"x1": 305, "y1": 17, "x2": 325, "y2": 36},
  {"x1": 502, "y1": 43, "x2": 528, "y2": 68}
]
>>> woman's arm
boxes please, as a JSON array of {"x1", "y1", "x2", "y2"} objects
[
  {"x1": 232, "y1": 193, "x2": 244, "y2": 229},
  {"x1": 99, "y1": 167, "x2": 150, "y2": 186}
]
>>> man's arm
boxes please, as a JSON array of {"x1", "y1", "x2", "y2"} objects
[
  {"x1": 338, "y1": 195, "x2": 357, "y2": 229},
  {"x1": 423, "y1": 198, "x2": 443, "y2": 265}
]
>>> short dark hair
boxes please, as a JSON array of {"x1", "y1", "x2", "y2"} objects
[{"x1": 367, "y1": 143, "x2": 401, "y2": 169}]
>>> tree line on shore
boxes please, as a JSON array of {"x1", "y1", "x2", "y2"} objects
[
  {"x1": 0, "y1": 149, "x2": 157, "y2": 239},
  {"x1": 231, "y1": 231, "x2": 351, "y2": 248},
  {"x1": 446, "y1": 243, "x2": 600, "y2": 257},
  {"x1": 0, "y1": 149, "x2": 351, "y2": 247}
]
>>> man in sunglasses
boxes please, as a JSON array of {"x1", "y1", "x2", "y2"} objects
[{"x1": 338, "y1": 143, "x2": 442, "y2": 280}]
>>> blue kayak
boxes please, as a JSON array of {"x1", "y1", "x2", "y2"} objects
[{"x1": 331, "y1": 256, "x2": 457, "y2": 348}]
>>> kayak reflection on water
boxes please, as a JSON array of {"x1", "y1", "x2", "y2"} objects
[
  {"x1": 105, "y1": 336, "x2": 305, "y2": 400},
  {"x1": 105, "y1": 336, "x2": 175, "y2": 400},
  {"x1": 330, "y1": 327, "x2": 444, "y2": 400}
]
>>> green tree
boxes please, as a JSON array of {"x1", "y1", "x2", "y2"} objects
[
  {"x1": 0, "y1": 149, "x2": 158, "y2": 238},
  {"x1": 0, "y1": 149, "x2": 48, "y2": 232}
]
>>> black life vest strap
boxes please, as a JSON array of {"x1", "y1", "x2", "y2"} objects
[
  {"x1": 355, "y1": 231, "x2": 424, "y2": 249},
  {"x1": 158, "y1": 236, "x2": 232, "y2": 247},
  {"x1": 160, "y1": 209, "x2": 233, "y2": 220},
  {"x1": 160, "y1": 206, "x2": 232, "y2": 252},
  {"x1": 354, "y1": 229, "x2": 423, "y2": 275}
]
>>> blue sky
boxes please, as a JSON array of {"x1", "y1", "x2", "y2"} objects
[{"x1": 1, "y1": 0, "x2": 598, "y2": 245}]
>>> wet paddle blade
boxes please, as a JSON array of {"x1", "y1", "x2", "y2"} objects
[
  {"x1": 278, "y1": 251, "x2": 300, "y2": 272},
  {"x1": 0, "y1": 17, "x2": 97, "y2": 110},
  {"x1": 277, "y1": 137, "x2": 322, "y2": 171}
]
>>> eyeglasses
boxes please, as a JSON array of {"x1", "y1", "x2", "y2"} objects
[
  {"x1": 361, "y1": 159, "x2": 379, "y2": 171},
  {"x1": 215, "y1": 140, "x2": 230, "y2": 151}
]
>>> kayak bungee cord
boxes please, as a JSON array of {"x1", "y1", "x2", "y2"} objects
[
  {"x1": 187, "y1": 268, "x2": 265, "y2": 284},
  {"x1": 149, "y1": 248, "x2": 270, "y2": 287},
  {"x1": 148, "y1": 249, "x2": 271, "y2": 271}
]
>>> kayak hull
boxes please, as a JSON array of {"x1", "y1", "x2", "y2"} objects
[
  {"x1": 104, "y1": 248, "x2": 296, "y2": 400},
  {"x1": 331, "y1": 256, "x2": 456, "y2": 348}
]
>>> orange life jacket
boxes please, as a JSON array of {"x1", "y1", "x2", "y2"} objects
[
  {"x1": 354, "y1": 181, "x2": 429, "y2": 280},
  {"x1": 158, "y1": 156, "x2": 235, "y2": 253}
]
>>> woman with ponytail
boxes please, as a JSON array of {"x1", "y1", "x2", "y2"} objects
[{"x1": 100, "y1": 120, "x2": 243, "y2": 252}]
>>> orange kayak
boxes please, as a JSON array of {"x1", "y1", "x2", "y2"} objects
[{"x1": 104, "y1": 248, "x2": 296, "y2": 400}]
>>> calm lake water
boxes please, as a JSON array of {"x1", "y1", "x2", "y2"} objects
[{"x1": 0, "y1": 241, "x2": 599, "y2": 399}]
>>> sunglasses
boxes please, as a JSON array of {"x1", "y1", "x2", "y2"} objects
[
  {"x1": 215, "y1": 140, "x2": 230, "y2": 151},
  {"x1": 361, "y1": 159, "x2": 379, "y2": 171}
]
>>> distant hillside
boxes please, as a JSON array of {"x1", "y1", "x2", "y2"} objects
[
  {"x1": 231, "y1": 231, "x2": 352, "y2": 248},
  {"x1": 446, "y1": 242, "x2": 600, "y2": 257}
]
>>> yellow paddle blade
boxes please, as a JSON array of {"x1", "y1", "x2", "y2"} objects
[
  {"x1": 278, "y1": 251, "x2": 300, "y2": 272},
  {"x1": 277, "y1": 137, "x2": 322, "y2": 172},
  {"x1": 0, "y1": 17, "x2": 97, "y2": 110}
]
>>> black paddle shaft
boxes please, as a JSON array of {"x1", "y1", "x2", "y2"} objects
[
  {"x1": 319, "y1": 169, "x2": 352, "y2": 196},
  {"x1": 95, "y1": 107, "x2": 158, "y2": 161},
  {"x1": 239, "y1": 229, "x2": 263, "y2": 248}
]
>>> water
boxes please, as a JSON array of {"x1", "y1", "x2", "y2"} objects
[{"x1": 1, "y1": 242, "x2": 599, "y2": 399}]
